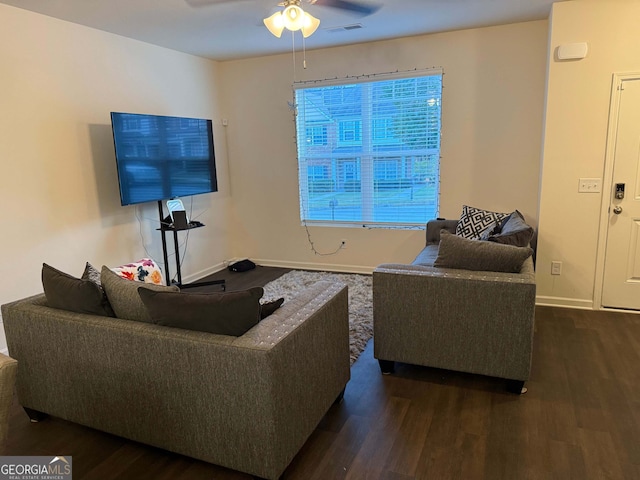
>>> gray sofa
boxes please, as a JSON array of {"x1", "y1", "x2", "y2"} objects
[
  {"x1": 373, "y1": 219, "x2": 536, "y2": 393},
  {"x1": 2, "y1": 280, "x2": 350, "y2": 479},
  {"x1": 0, "y1": 353, "x2": 17, "y2": 454}
]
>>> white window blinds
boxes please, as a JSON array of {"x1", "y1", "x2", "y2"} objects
[{"x1": 294, "y1": 69, "x2": 443, "y2": 227}]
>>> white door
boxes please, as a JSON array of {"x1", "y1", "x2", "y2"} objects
[{"x1": 602, "y1": 77, "x2": 640, "y2": 310}]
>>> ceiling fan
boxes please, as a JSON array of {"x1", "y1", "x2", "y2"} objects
[
  {"x1": 300, "y1": 0, "x2": 379, "y2": 16},
  {"x1": 185, "y1": 0, "x2": 380, "y2": 16},
  {"x1": 185, "y1": 0, "x2": 380, "y2": 37}
]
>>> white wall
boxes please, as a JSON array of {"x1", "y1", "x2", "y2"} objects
[
  {"x1": 220, "y1": 21, "x2": 548, "y2": 273},
  {"x1": 0, "y1": 9, "x2": 552, "y2": 354},
  {"x1": 537, "y1": 1, "x2": 640, "y2": 309},
  {"x1": 0, "y1": 5, "x2": 231, "y2": 352}
]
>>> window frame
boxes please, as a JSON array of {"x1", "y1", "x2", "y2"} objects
[{"x1": 294, "y1": 68, "x2": 443, "y2": 229}]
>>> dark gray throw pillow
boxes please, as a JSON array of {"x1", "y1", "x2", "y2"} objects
[
  {"x1": 486, "y1": 210, "x2": 534, "y2": 247},
  {"x1": 101, "y1": 266, "x2": 179, "y2": 322},
  {"x1": 434, "y1": 231, "x2": 533, "y2": 273},
  {"x1": 138, "y1": 287, "x2": 264, "y2": 336},
  {"x1": 260, "y1": 298, "x2": 285, "y2": 319},
  {"x1": 479, "y1": 220, "x2": 502, "y2": 241},
  {"x1": 42, "y1": 263, "x2": 115, "y2": 317}
]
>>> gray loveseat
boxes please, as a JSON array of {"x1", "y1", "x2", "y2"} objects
[
  {"x1": 0, "y1": 353, "x2": 17, "y2": 454},
  {"x1": 373, "y1": 219, "x2": 536, "y2": 393},
  {"x1": 2, "y1": 280, "x2": 350, "y2": 479}
]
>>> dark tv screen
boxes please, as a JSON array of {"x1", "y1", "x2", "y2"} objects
[{"x1": 111, "y1": 112, "x2": 218, "y2": 206}]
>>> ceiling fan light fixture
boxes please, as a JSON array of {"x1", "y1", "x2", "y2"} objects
[
  {"x1": 282, "y1": 4, "x2": 305, "y2": 31},
  {"x1": 263, "y1": 11, "x2": 286, "y2": 38},
  {"x1": 264, "y1": 1, "x2": 320, "y2": 38},
  {"x1": 301, "y1": 12, "x2": 320, "y2": 38}
]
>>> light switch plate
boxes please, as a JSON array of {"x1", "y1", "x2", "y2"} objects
[{"x1": 578, "y1": 178, "x2": 602, "y2": 193}]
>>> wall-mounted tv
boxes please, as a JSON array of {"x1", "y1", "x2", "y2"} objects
[{"x1": 110, "y1": 112, "x2": 218, "y2": 206}]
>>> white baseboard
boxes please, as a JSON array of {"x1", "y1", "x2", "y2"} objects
[
  {"x1": 535, "y1": 295, "x2": 594, "y2": 310},
  {"x1": 181, "y1": 259, "x2": 373, "y2": 286},
  {"x1": 180, "y1": 262, "x2": 227, "y2": 285},
  {"x1": 255, "y1": 259, "x2": 375, "y2": 275},
  {"x1": 186, "y1": 266, "x2": 602, "y2": 310}
]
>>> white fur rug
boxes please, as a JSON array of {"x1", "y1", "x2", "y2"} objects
[{"x1": 262, "y1": 270, "x2": 373, "y2": 365}]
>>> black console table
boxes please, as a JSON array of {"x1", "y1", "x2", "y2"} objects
[{"x1": 157, "y1": 201, "x2": 225, "y2": 290}]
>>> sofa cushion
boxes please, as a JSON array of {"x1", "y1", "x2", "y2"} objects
[
  {"x1": 411, "y1": 244, "x2": 440, "y2": 266},
  {"x1": 479, "y1": 220, "x2": 503, "y2": 240},
  {"x1": 434, "y1": 230, "x2": 533, "y2": 273},
  {"x1": 455, "y1": 205, "x2": 510, "y2": 240},
  {"x1": 101, "y1": 266, "x2": 179, "y2": 322},
  {"x1": 110, "y1": 258, "x2": 165, "y2": 285},
  {"x1": 485, "y1": 210, "x2": 534, "y2": 247},
  {"x1": 42, "y1": 263, "x2": 115, "y2": 317},
  {"x1": 138, "y1": 287, "x2": 263, "y2": 336}
]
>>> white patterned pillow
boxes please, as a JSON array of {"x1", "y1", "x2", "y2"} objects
[
  {"x1": 455, "y1": 205, "x2": 510, "y2": 240},
  {"x1": 111, "y1": 258, "x2": 165, "y2": 285}
]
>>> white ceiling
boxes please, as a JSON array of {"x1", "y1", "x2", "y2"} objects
[{"x1": 0, "y1": 0, "x2": 565, "y2": 61}]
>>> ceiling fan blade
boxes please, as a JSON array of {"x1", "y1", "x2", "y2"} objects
[
  {"x1": 312, "y1": 0, "x2": 380, "y2": 16},
  {"x1": 184, "y1": 0, "x2": 244, "y2": 8}
]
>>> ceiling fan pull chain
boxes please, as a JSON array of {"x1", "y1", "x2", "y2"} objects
[
  {"x1": 302, "y1": 33, "x2": 307, "y2": 69},
  {"x1": 291, "y1": 30, "x2": 297, "y2": 81}
]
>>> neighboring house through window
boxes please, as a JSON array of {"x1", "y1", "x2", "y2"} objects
[{"x1": 294, "y1": 69, "x2": 442, "y2": 227}]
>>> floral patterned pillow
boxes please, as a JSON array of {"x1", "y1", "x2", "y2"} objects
[{"x1": 111, "y1": 258, "x2": 165, "y2": 285}]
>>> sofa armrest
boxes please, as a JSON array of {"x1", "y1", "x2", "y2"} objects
[
  {"x1": 0, "y1": 353, "x2": 18, "y2": 453},
  {"x1": 425, "y1": 218, "x2": 458, "y2": 245}
]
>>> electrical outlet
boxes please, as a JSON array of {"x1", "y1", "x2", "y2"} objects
[
  {"x1": 340, "y1": 239, "x2": 347, "y2": 249},
  {"x1": 223, "y1": 258, "x2": 238, "y2": 267},
  {"x1": 551, "y1": 261, "x2": 562, "y2": 275}
]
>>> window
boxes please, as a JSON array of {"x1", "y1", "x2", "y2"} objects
[
  {"x1": 374, "y1": 158, "x2": 401, "y2": 180},
  {"x1": 372, "y1": 118, "x2": 395, "y2": 143},
  {"x1": 305, "y1": 124, "x2": 328, "y2": 146},
  {"x1": 338, "y1": 120, "x2": 361, "y2": 144},
  {"x1": 307, "y1": 164, "x2": 328, "y2": 180},
  {"x1": 294, "y1": 70, "x2": 442, "y2": 227}
]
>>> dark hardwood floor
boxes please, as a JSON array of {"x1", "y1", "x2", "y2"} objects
[
  {"x1": 4, "y1": 267, "x2": 640, "y2": 479},
  {"x1": 184, "y1": 265, "x2": 292, "y2": 293}
]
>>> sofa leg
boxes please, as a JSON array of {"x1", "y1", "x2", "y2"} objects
[
  {"x1": 333, "y1": 387, "x2": 346, "y2": 406},
  {"x1": 506, "y1": 380, "x2": 527, "y2": 395},
  {"x1": 23, "y1": 407, "x2": 49, "y2": 423},
  {"x1": 378, "y1": 359, "x2": 395, "y2": 375}
]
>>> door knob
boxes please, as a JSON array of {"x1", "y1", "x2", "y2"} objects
[{"x1": 613, "y1": 206, "x2": 623, "y2": 214}]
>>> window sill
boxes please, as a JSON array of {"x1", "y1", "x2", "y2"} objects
[{"x1": 302, "y1": 220, "x2": 425, "y2": 230}]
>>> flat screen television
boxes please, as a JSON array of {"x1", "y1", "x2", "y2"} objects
[{"x1": 110, "y1": 112, "x2": 218, "y2": 206}]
